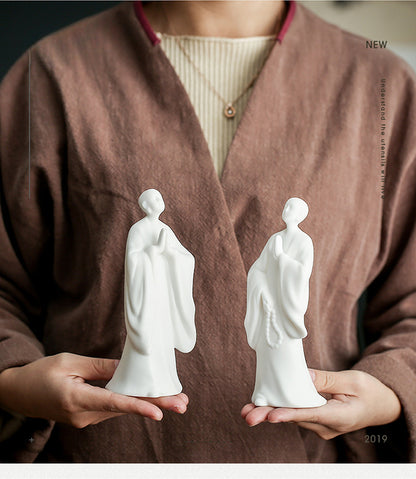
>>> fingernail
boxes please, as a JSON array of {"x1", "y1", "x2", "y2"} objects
[
  {"x1": 114, "y1": 360, "x2": 120, "y2": 368},
  {"x1": 268, "y1": 418, "x2": 281, "y2": 424},
  {"x1": 309, "y1": 369, "x2": 316, "y2": 381},
  {"x1": 154, "y1": 411, "x2": 163, "y2": 421},
  {"x1": 173, "y1": 405, "x2": 186, "y2": 414}
]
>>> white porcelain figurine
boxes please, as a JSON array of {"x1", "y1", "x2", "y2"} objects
[
  {"x1": 106, "y1": 189, "x2": 196, "y2": 397},
  {"x1": 245, "y1": 198, "x2": 326, "y2": 408}
]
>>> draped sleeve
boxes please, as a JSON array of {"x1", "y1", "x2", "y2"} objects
[
  {"x1": 124, "y1": 225, "x2": 155, "y2": 356},
  {"x1": 276, "y1": 235, "x2": 313, "y2": 339},
  {"x1": 165, "y1": 229, "x2": 196, "y2": 353},
  {"x1": 244, "y1": 236, "x2": 274, "y2": 350}
]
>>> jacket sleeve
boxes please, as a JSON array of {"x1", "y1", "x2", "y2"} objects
[
  {"x1": 351, "y1": 63, "x2": 416, "y2": 462},
  {"x1": 0, "y1": 45, "x2": 67, "y2": 461}
]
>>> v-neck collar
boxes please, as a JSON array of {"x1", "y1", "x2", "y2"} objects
[
  {"x1": 131, "y1": 0, "x2": 297, "y2": 184},
  {"x1": 121, "y1": 0, "x2": 301, "y2": 273}
]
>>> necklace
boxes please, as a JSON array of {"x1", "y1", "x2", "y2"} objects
[
  {"x1": 160, "y1": 8, "x2": 276, "y2": 119},
  {"x1": 169, "y1": 36, "x2": 266, "y2": 119}
]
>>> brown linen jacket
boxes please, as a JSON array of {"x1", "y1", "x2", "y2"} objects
[{"x1": 0, "y1": 0, "x2": 415, "y2": 463}]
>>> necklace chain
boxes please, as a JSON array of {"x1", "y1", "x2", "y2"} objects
[
  {"x1": 170, "y1": 36, "x2": 262, "y2": 118},
  {"x1": 160, "y1": 6, "x2": 276, "y2": 119}
]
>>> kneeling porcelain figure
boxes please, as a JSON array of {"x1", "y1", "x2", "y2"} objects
[
  {"x1": 106, "y1": 189, "x2": 196, "y2": 397},
  {"x1": 245, "y1": 198, "x2": 326, "y2": 408}
]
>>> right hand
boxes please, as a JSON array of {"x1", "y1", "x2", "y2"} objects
[
  {"x1": 0, "y1": 353, "x2": 189, "y2": 429},
  {"x1": 146, "y1": 229, "x2": 167, "y2": 258},
  {"x1": 157, "y1": 228, "x2": 167, "y2": 253}
]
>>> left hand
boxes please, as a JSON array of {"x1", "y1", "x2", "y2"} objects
[
  {"x1": 273, "y1": 235, "x2": 283, "y2": 258},
  {"x1": 241, "y1": 369, "x2": 402, "y2": 440},
  {"x1": 157, "y1": 228, "x2": 167, "y2": 252}
]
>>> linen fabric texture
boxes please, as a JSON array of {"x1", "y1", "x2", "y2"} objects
[{"x1": 0, "y1": 1, "x2": 415, "y2": 463}]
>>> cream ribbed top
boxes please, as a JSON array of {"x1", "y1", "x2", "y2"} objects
[{"x1": 158, "y1": 34, "x2": 276, "y2": 176}]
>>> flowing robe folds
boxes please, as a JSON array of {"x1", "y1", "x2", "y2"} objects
[
  {"x1": 106, "y1": 218, "x2": 196, "y2": 397},
  {"x1": 245, "y1": 230, "x2": 326, "y2": 408}
]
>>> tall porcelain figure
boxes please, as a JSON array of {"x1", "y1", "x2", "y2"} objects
[
  {"x1": 106, "y1": 189, "x2": 196, "y2": 397},
  {"x1": 245, "y1": 198, "x2": 326, "y2": 408}
]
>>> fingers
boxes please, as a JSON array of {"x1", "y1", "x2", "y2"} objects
[
  {"x1": 65, "y1": 384, "x2": 192, "y2": 428},
  {"x1": 267, "y1": 405, "x2": 326, "y2": 424},
  {"x1": 77, "y1": 383, "x2": 189, "y2": 416},
  {"x1": 242, "y1": 402, "x2": 326, "y2": 428},
  {"x1": 244, "y1": 405, "x2": 274, "y2": 426},
  {"x1": 241, "y1": 403, "x2": 256, "y2": 419},
  {"x1": 76, "y1": 383, "x2": 163, "y2": 421},
  {"x1": 266, "y1": 397, "x2": 354, "y2": 432},
  {"x1": 145, "y1": 393, "x2": 189, "y2": 414},
  {"x1": 242, "y1": 403, "x2": 345, "y2": 441},
  {"x1": 177, "y1": 393, "x2": 189, "y2": 406},
  {"x1": 241, "y1": 402, "x2": 343, "y2": 440},
  {"x1": 309, "y1": 369, "x2": 359, "y2": 396},
  {"x1": 78, "y1": 395, "x2": 190, "y2": 428}
]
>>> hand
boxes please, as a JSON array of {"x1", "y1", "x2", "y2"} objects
[
  {"x1": 273, "y1": 235, "x2": 283, "y2": 258},
  {"x1": 157, "y1": 228, "x2": 167, "y2": 252},
  {"x1": 241, "y1": 369, "x2": 401, "y2": 440},
  {"x1": 0, "y1": 353, "x2": 189, "y2": 429},
  {"x1": 147, "y1": 229, "x2": 167, "y2": 259}
]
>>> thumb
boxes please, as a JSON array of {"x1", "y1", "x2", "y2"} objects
[
  {"x1": 309, "y1": 369, "x2": 355, "y2": 395},
  {"x1": 76, "y1": 356, "x2": 120, "y2": 381}
]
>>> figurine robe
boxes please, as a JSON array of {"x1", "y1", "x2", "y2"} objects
[
  {"x1": 106, "y1": 216, "x2": 196, "y2": 397},
  {"x1": 245, "y1": 227, "x2": 326, "y2": 408}
]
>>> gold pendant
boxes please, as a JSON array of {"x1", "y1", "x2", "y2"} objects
[{"x1": 224, "y1": 103, "x2": 236, "y2": 119}]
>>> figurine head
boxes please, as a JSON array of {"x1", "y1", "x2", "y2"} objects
[
  {"x1": 138, "y1": 189, "x2": 165, "y2": 219},
  {"x1": 282, "y1": 197, "x2": 308, "y2": 226}
]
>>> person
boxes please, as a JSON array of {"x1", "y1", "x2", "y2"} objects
[
  {"x1": 0, "y1": 0, "x2": 415, "y2": 463},
  {"x1": 245, "y1": 198, "x2": 326, "y2": 408},
  {"x1": 106, "y1": 188, "x2": 196, "y2": 397}
]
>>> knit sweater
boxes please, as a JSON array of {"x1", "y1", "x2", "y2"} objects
[{"x1": 158, "y1": 34, "x2": 275, "y2": 175}]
